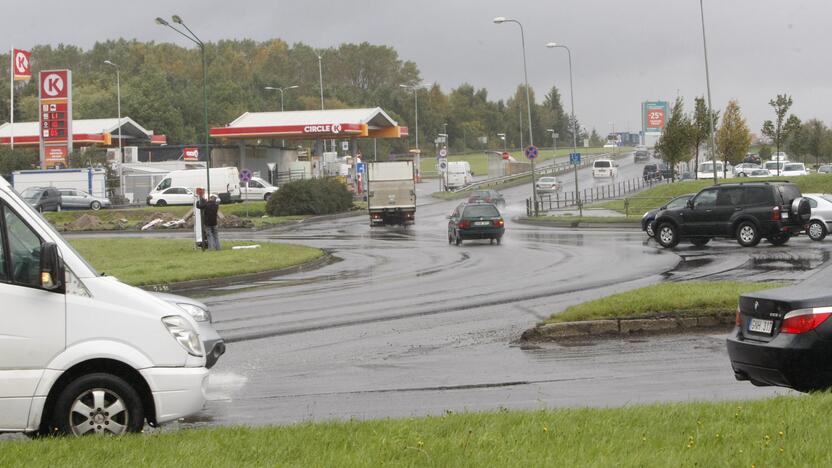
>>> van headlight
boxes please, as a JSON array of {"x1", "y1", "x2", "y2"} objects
[
  {"x1": 176, "y1": 302, "x2": 212, "y2": 323},
  {"x1": 162, "y1": 315, "x2": 204, "y2": 357}
]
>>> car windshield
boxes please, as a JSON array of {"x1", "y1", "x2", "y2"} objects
[
  {"x1": 463, "y1": 205, "x2": 500, "y2": 218},
  {"x1": 594, "y1": 161, "x2": 611, "y2": 168},
  {"x1": 20, "y1": 188, "x2": 42, "y2": 202}
]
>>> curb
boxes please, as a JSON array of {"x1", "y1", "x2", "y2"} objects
[
  {"x1": 520, "y1": 313, "x2": 735, "y2": 341},
  {"x1": 513, "y1": 217, "x2": 641, "y2": 229},
  {"x1": 139, "y1": 253, "x2": 338, "y2": 294}
]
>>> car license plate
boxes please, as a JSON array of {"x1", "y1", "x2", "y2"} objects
[
  {"x1": 748, "y1": 318, "x2": 773, "y2": 334},
  {"x1": 474, "y1": 221, "x2": 491, "y2": 226}
]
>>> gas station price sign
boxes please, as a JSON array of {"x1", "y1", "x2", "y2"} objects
[
  {"x1": 41, "y1": 103, "x2": 69, "y2": 141},
  {"x1": 38, "y1": 69, "x2": 73, "y2": 168}
]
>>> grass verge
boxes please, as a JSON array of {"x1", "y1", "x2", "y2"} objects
[
  {"x1": 69, "y1": 238, "x2": 324, "y2": 286},
  {"x1": 527, "y1": 214, "x2": 634, "y2": 224},
  {"x1": 2, "y1": 393, "x2": 829, "y2": 466},
  {"x1": 546, "y1": 281, "x2": 784, "y2": 324},
  {"x1": 594, "y1": 173, "x2": 832, "y2": 216}
]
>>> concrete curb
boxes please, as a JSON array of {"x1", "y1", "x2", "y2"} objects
[
  {"x1": 513, "y1": 217, "x2": 641, "y2": 229},
  {"x1": 520, "y1": 313, "x2": 735, "y2": 341},
  {"x1": 139, "y1": 253, "x2": 338, "y2": 294}
]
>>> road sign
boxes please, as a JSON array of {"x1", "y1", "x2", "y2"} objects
[
  {"x1": 356, "y1": 162, "x2": 365, "y2": 173},
  {"x1": 569, "y1": 152, "x2": 581, "y2": 165},
  {"x1": 501, "y1": 151, "x2": 510, "y2": 160},
  {"x1": 438, "y1": 159, "x2": 448, "y2": 172},
  {"x1": 240, "y1": 169, "x2": 253, "y2": 182},
  {"x1": 439, "y1": 148, "x2": 448, "y2": 158},
  {"x1": 524, "y1": 145, "x2": 539, "y2": 160}
]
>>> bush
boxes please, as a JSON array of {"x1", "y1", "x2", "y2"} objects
[{"x1": 266, "y1": 178, "x2": 353, "y2": 216}]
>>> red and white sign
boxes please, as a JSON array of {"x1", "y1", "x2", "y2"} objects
[
  {"x1": 44, "y1": 146, "x2": 68, "y2": 168},
  {"x1": 183, "y1": 147, "x2": 200, "y2": 161},
  {"x1": 13, "y1": 49, "x2": 32, "y2": 81},
  {"x1": 303, "y1": 123, "x2": 342, "y2": 134},
  {"x1": 646, "y1": 109, "x2": 665, "y2": 130},
  {"x1": 40, "y1": 70, "x2": 69, "y2": 99}
]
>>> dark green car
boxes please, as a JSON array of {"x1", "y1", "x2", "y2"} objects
[{"x1": 448, "y1": 202, "x2": 505, "y2": 245}]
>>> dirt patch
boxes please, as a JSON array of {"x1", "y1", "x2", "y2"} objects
[{"x1": 67, "y1": 214, "x2": 105, "y2": 231}]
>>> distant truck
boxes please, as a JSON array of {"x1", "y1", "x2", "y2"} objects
[
  {"x1": 150, "y1": 167, "x2": 242, "y2": 203},
  {"x1": 367, "y1": 161, "x2": 416, "y2": 227},
  {"x1": 446, "y1": 161, "x2": 472, "y2": 190},
  {"x1": 11, "y1": 168, "x2": 107, "y2": 198}
]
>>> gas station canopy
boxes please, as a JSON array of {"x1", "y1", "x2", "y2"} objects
[
  {"x1": 210, "y1": 107, "x2": 408, "y2": 141},
  {"x1": 0, "y1": 117, "x2": 167, "y2": 146}
]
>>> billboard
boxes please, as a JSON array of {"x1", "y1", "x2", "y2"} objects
[
  {"x1": 39, "y1": 69, "x2": 72, "y2": 168},
  {"x1": 642, "y1": 101, "x2": 669, "y2": 133}
]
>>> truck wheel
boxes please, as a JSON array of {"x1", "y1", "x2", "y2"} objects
[
  {"x1": 51, "y1": 373, "x2": 144, "y2": 436},
  {"x1": 156, "y1": 200, "x2": 167, "y2": 207}
]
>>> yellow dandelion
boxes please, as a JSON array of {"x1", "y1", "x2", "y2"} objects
[
  {"x1": 780, "y1": 448, "x2": 784, "y2": 453},
  {"x1": 779, "y1": 431, "x2": 784, "y2": 437},
  {"x1": 543, "y1": 426, "x2": 548, "y2": 433}
]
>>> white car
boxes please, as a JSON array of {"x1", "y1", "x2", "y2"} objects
[
  {"x1": 764, "y1": 160, "x2": 788, "y2": 176},
  {"x1": 0, "y1": 175, "x2": 207, "y2": 436},
  {"x1": 535, "y1": 176, "x2": 562, "y2": 194},
  {"x1": 804, "y1": 193, "x2": 832, "y2": 241},
  {"x1": 746, "y1": 169, "x2": 773, "y2": 178},
  {"x1": 696, "y1": 161, "x2": 726, "y2": 180},
  {"x1": 771, "y1": 151, "x2": 789, "y2": 161},
  {"x1": 241, "y1": 177, "x2": 278, "y2": 201},
  {"x1": 592, "y1": 159, "x2": 618, "y2": 178},
  {"x1": 734, "y1": 163, "x2": 761, "y2": 177},
  {"x1": 146, "y1": 187, "x2": 196, "y2": 207},
  {"x1": 780, "y1": 162, "x2": 809, "y2": 177}
]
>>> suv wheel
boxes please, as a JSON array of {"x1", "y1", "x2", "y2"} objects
[
  {"x1": 808, "y1": 220, "x2": 828, "y2": 241},
  {"x1": 690, "y1": 237, "x2": 711, "y2": 247},
  {"x1": 768, "y1": 233, "x2": 790, "y2": 246},
  {"x1": 646, "y1": 222, "x2": 655, "y2": 238},
  {"x1": 656, "y1": 223, "x2": 679, "y2": 248},
  {"x1": 736, "y1": 221, "x2": 761, "y2": 247}
]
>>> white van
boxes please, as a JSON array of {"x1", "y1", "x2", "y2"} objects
[
  {"x1": 592, "y1": 159, "x2": 618, "y2": 178},
  {"x1": 446, "y1": 161, "x2": 472, "y2": 190},
  {"x1": 0, "y1": 176, "x2": 207, "y2": 435},
  {"x1": 152, "y1": 167, "x2": 242, "y2": 204},
  {"x1": 764, "y1": 160, "x2": 788, "y2": 176},
  {"x1": 696, "y1": 161, "x2": 726, "y2": 179}
]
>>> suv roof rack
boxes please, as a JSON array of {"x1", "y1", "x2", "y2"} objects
[{"x1": 715, "y1": 180, "x2": 790, "y2": 186}]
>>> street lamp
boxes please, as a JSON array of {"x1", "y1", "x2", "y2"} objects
[
  {"x1": 546, "y1": 42, "x2": 582, "y2": 216},
  {"x1": 264, "y1": 85, "x2": 299, "y2": 112},
  {"x1": 156, "y1": 15, "x2": 212, "y2": 194},
  {"x1": 317, "y1": 55, "x2": 325, "y2": 110},
  {"x1": 497, "y1": 133, "x2": 507, "y2": 152},
  {"x1": 104, "y1": 60, "x2": 124, "y2": 198},
  {"x1": 399, "y1": 83, "x2": 426, "y2": 152},
  {"x1": 546, "y1": 128, "x2": 557, "y2": 153},
  {"x1": 698, "y1": 0, "x2": 718, "y2": 185},
  {"x1": 494, "y1": 16, "x2": 538, "y2": 209}
]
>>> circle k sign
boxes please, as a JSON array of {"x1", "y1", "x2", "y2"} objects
[{"x1": 40, "y1": 70, "x2": 69, "y2": 99}]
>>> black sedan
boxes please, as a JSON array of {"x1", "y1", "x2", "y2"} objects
[
  {"x1": 468, "y1": 189, "x2": 505, "y2": 208},
  {"x1": 448, "y1": 202, "x2": 505, "y2": 245},
  {"x1": 641, "y1": 194, "x2": 694, "y2": 237},
  {"x1": 727, "y1": 286, "x2": 832, "y2": 392}
]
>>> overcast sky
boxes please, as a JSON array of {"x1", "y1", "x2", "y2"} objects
[{"x1": 3, "y1": 0, "x2": 828, "y2": 137}]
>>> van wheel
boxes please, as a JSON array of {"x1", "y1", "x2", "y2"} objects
[
  {"x1": 455, "y1": 232, "x2": 462, "y2": 246},
  {"x1": 90, "y1": 201, "x2": 101, "y2": 211},
  {"x1": 656, "y1": 223, "x2": 679, "y2": 248},
  {"x1": 736, "y1": 221, "x2": 761, "y2": 247},
  {"x1": 52, "y1": 373, "x2": 144, "y2": 436},
  {"x1": 808, "y1": 220, "x2": 828, "y2": 241},
  {"x1": 156, "y1": 200, "x2": 167, "y2": 207}
]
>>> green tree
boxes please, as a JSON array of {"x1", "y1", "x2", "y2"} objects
[
  {"x1": 691, "y1": 97, "x2": 719, "y2": 176},
  {"x1": 654, "y1": 97, "x2": 694, "y2": 181},
  {"x1": 588, "y1": 128, "x2": 604, "y2": 147},
  {"x1": 761, "y1": 94, "x2": 801, "y2": 167},
  {"x1": 716, "y1": 100, "x2": 752, "y2": 177}
]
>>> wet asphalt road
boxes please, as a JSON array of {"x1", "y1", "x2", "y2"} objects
[{"x1": 179, "y1": 153, "x2": 831, "y2": 427}]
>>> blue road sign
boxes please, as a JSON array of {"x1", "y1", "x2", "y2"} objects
[
  {"x1": 524, "y1": 145, "x2": 539, "y2": 160},
  {"x1": 240, "y1": 169, "x2": 253, "y2": 182},
  {"x1": 569, "y1": 152, "x2": 581, "y2": 165},
  {"x1": 356, "y1": 162, "x2": 366, "y2": 173}
]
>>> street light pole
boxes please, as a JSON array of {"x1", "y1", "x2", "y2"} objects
[
  {"x1": 699, "y1": 0, "x2": 718, "y2": 186},
  {"x1": 494, "y1": 16, "x2": 538, "y2": 210},
  {"x1": 104, "y1": 60, "x2": 123, "y2": 197},
  {"x1": 265, "y1": 85, "x2": 299, "y2": 147},
  {"x1": 156, "y1": 15, "x2": 212, "y2": 195},
  {"x1": 546, "y1": 42, "x2": 582, "y2": 216},
  {"x1": 317, "y1": 55, "x2": 325, "y2": 110}
]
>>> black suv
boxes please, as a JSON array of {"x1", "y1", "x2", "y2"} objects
[
  {"x1": 643, "y1": 164, "x2": 660, "y2": 181},
  {"x1": 653, "y1": 182, "x2": 810, "y2": 248}
]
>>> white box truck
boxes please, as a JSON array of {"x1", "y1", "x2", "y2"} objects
[
  {"x1": 11, "y1": 168, "x2": 107, "y2": 198},
  {"x1": 150, "y1": 167, "x2": 242, "y2": 203},
  {"x1": 367, "y1": 161, "x2": 416, "y2": 226}
]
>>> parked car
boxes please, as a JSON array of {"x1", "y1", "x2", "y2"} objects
[
  {"x1": 57, "y1": 189, "x2": 111, "y2": 210},
  {"x1": 657, "y1": 163, "x2": 674, "y2": 180},
  {"x1": 696, "y1": 161, "x2": 727, "y2": 180},
  {"x1": 727, "y1": 285, "x2": 832, "y2": 392},
  {"x1": 746, "y1": 169, "x2": 773, "y2": 178},
  {"x1": 781, "y1": 162, "x2": 809, "y2": 177},
  {"x1": 771, "y1": 151, "x2": 789, "y2": 161},
  {"x1": 642, "y1": 194, "x2": 694, "y2": 238},
  {"x1": 733, "y1": 163, "x2": 761, "y2": 177},
  {"x1": 535, "y1": 176, "x2": 562, "y2": 195},
  {"x1": 642, "y1": 164, "x2": 660, "y2": 181},
  {"x1": 468, "y1": 189, "x2": 505, "y2": 207},
  {"x1": 146, "y1": 186, "x2": 197, "y2": 206},
  {"x1": 803, "y1": 193, "x2": 832, "y2": 241},
  {"x1": 592, "y1": 159, "x2": 618, "y2": 178},
  {"x1": 240, "y1": 176, "x2": 278, "y2": 201},
  {"x1": 0, "y1": 175, "x2": 207, "y2": 436},
  {"x1": 154, "y1": 293, "x2": 226, "y2": 369},
  {"x1": 817, "y1": 165, "x2": 832, "y2": 174},
  {"x1": 653, "y1": 182, "x2": 811, "y2": 248},
  {"x1": 743, "y1": 153, "x2": 761, "y2": 165},
  {"x1": 21, "y1": 186, "x2": 62, "y2": 212},
  {"x1": 448, "y1": 202, "x2": 505, "y2": 245},
  {"x1": 764, "y1": 160, "x2": 787, "y2": 176}
]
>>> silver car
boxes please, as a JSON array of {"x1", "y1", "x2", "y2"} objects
[
  {"x1": 58, "y1": 188, "x2": 112, "y2": 210},
  {"x1": 804, "y1": 194, "x2": 832, "y2": 241},
  {"x1": 154, "y1": 292, "x2": 226, "y2": 368}
]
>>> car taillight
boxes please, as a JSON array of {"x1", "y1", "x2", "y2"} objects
[
  {"x1": 735, "y1": 308, "x2": 742, "y2": 327},
  {"x1": 781, "y1": 308, "x2": 832, "y2": 334},
  {"x1": 493, "y1": 218, "x2": 505, "y2": 227},
  {"x1": 459, "y1": 220, "x2": 471, "y2": 229},
  {"x1": 771, "y1": 206, "x2": 781, "y2": 221}
]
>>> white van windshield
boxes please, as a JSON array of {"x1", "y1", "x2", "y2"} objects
[
  {"x1": 594, "y1": 161, "x2": 611, "y2": 168},
  {"x1": 700, "y1": 162, "x2": 723, "y2": 172},
  {"x1": 157, "y1": 178, "x2": 172, "y2": 191}
]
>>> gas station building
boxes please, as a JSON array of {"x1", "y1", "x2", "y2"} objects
[{"x1": 0, "y1": 117, "x2": 167, "y2": 149}]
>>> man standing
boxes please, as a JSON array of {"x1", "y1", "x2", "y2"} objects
[{"x1": 197, "y1": 193, "x2": 221, "y2": 251}]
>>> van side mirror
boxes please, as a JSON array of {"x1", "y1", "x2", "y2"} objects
[{"x1": 39, "y1": 242, "x2": 65, "y2": 292}]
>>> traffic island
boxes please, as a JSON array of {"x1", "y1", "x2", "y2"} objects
[{"x1": 521, "y1": 281, "x2": 785, "y2": 341}]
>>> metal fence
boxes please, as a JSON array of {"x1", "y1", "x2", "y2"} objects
[{"x1": 527, "y1": 177, "x2": 672, "y2": 216}]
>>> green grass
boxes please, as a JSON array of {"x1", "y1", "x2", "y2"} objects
[
  {"x1": 595, "y1": 173, "x2": 832, "y2": 216},
  {"x1": 546, "y1": 281, "x2": 784, "y2": 324},
  {"x1": 69, "y1": 238, "x2": 324, "y2": 286},
  {"x1": 4, "y1": 393, "x2": 832, "y2": 466},
  {"x1": 420, "y1": 147, "x2": 632, "y2": 177},
  {"x1": 529, "y1": 215, "x2": 634, "y2": 224}
]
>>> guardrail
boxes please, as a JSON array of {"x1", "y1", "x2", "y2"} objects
[{"x1": 527, "y1": 176, "x2": 672, "y2": 216}]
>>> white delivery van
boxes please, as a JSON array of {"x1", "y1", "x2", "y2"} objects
[
  {"x1": 697, "y1": 161, "x2": 726, "y2": 179},
  {"x1": 151, "y1": 167, "x2": 241, "y2": 203},
  {"x1": 592, "y1": 159, "x2": 618, "y2": 178},
  {"x1": 446, "y1": 161, "x2": 472, "y2": 190},
  {"x1": 0, "y1": 176, "x2": 207, "y2": 435}
]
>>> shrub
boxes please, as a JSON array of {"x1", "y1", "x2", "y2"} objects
[{"x1": 266, "y1": 178, "x2": 353, "y2": 216}]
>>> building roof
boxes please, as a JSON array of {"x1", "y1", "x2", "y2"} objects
[
  {"x1": 211, "y1": 107, "x2": 408, "y2": 140},
  {"x1": 0, "y1": 117, "x2": 164, "y2": 146}
]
